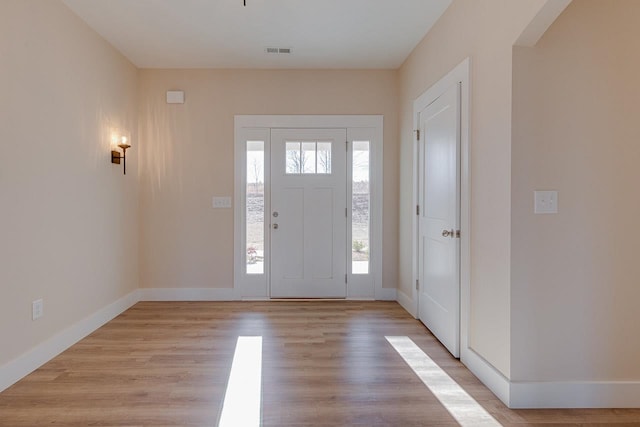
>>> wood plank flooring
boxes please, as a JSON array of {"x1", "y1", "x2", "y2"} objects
[{"x1": 1, "y1": 301, "x2": 639, "y2": 426}]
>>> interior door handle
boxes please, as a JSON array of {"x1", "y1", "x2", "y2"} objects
[
  {"x1": 442, "y1": 229, "x2": 454, "y2": 238},
  {"x1": 273, "y1": 223, "x2": 279, "y2": 229}
]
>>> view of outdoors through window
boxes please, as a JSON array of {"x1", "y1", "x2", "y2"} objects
[
  {"x1": 246, "y1": 141, "x2": 264, "y2": 274},
  {"x1": 352, "y1": 141, "x2": 370, "y2": 274},
  {"x1": 286, "y1": 141, "x2": 332, "y2": 174}
]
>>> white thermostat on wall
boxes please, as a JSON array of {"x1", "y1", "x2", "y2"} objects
[{"x1": 166, "y1": 90, "x2": 185, "y2": 104}]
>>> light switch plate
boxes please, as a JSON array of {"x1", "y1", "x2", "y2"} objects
[
  {"x1": 166, "y1": 90, "x2": 185, "y2": 104},
  {"x1": 534, "y1": 190, "x2": 558, "y2": 214},
  {"x1": 32, "y1": 298, "x2": 43, "y2": 320},
  {"x1": 213, "y1": 196, "x2": 232, "y2": 208}
]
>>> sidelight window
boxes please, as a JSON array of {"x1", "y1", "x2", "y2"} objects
[
  {"x1": 246, "y1": 141, "x2": 264, "y2": 274},
  {"x1": 352, "y1": 140, "x2": 370, "y2": 274}
]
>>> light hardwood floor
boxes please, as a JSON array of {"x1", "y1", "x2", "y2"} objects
[{"x1": 1, "y1": 301, "x2": 639, "y2": 426}]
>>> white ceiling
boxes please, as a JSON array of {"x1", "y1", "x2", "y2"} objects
[{"x1": 62, "y1": 0, "x2": 451, "y2": 69}]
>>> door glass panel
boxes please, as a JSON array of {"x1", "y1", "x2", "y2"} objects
[
  {"x1": 352, "y1": 140, "x2": 370, "y2": 274},
  {"x1": 286, "y1": 142, "x2": 301, "y2": 174},
  {"x1": 246, "y1": 141, "x2": 264, "y2": 274},
  {"x1": 285, "y1": 141, "x2": 332, "y2": 175},
  {"x1": 301, "y1": 142, "x2": 316, "y2": 174},
  {"x1": 317, "y1": 142, "x2": 332, "y2": 174}
]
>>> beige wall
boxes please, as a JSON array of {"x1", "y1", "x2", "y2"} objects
[
  {"x1": 9, "y1": 0, "x2": 633, "y2": 395},
  {"x1": 0, "y1": 0, "x2": 139, "y2": 366},
  {"x1": 138, "y1": 69, "x2": 398, "y2": 290},
  {"x1": 397, "y1": 0, "x2": 548, "y2": 376},
  {"x1": 512, "y1": 0, "x2": 640, "y2": 381}
]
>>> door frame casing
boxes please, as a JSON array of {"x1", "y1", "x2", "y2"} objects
[
  {"x1": 234, "y1": 115, "x2": 384, "y2": 300},
  {"x1": 412, "y1": 58, "x2": 471, "y2": 359}
]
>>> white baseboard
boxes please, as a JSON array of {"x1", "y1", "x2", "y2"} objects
[
  {"x1": 461, "y1": 347, "x2": 640, "y2": 408},
  {"x1": 461, "y1": 347, "x2": 511, "y2": 407},
  {"x1": 509, "y1": 380, "x2": 640, "y2": 408},
  {"x1": 0, "y1": 289, "x2": 140, "y2": 394},
  {"x1": 141, "y1": 287, "x2": 399, "y2": 302},
  {"x1": 139, "y1": 287, "x2": 236, "y2": 301},
  {"x1": 376, "y1": 287, "x2": 397, "y2": 301},
  {"x1": 396, "y1": 289, "x2": 417, "y2": 318}
]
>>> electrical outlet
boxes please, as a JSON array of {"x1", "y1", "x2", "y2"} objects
[{"x1": 32, "y1": 299, "x2": 43, "y2": 321}]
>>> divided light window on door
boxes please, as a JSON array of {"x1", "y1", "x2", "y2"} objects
[
  {"x1": 246, "y1": 140, "x2": 264, "y2": 275},
  {"x1": 285, "y1": 141, "x2": 332, "y2": 174}
]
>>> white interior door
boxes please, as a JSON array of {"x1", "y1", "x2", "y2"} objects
[
  {"x1": 270, "y1": 128, "x2": 347, "y2": 298},
  {"x1": 418, "y1": 83, "x2": 461, "y2": 357}
]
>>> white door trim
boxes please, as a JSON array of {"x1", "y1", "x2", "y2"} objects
[
  {"x1": 234, "y1": 115, "x2": 384, "y2": 300},
  {"x1": 411, "y1": 58, "x2": 471, "y2": 357}
]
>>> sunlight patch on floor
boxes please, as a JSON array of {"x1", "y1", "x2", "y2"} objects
[
  {"x1": 218, "y1": 336, "x2": 262, "y2": 427},
  {"x1": 386, "y1": 336, "x2": 502, "y2": 427}
]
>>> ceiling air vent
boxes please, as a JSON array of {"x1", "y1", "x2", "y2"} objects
[{"x1": 265, "y1": 47, "x2": 292, "y2": 54}]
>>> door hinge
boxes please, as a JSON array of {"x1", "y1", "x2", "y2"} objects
[
  {"x1": 345, "y1": 274, "x2": 348, "y2": 284},
  {"x1": 416, "y1": 279, "x2": 419, "y2": 290},
  {"x1": 415, "y1": 129, "x2": 420, "y2": 141},
  {"x1": 416, "y1": 205, "x2": 420, "y2": 216},
  {"x1": 345, "y1": 207, "x2": 348, "y2": 217},
  {"x1": 346, "y1": 140, "x2": 349, "y2": 151}
]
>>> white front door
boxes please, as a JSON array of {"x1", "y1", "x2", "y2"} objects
[
  {"x1": 270, "y1": 128, "x2": 347, "y2": 298},
  {"x1": 418, "y1": 83, "x2": 461, "y2": 357}
]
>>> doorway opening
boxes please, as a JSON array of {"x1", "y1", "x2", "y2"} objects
[{"x1": 234, "y1": 116, "x2": 383, "y2": 300}]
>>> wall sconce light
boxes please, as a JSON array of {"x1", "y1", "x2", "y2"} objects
[{"x1": 111, "y1": 135, "x2": 131, "y2": 175}]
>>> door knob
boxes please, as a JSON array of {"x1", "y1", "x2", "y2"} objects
[
  {"x1": 273, "y1": 211, "x2": 279, "y2": 218},
  {"x1": 442, "y1": 229, "x2": 454, "y2": 238},
  {"x1": 273, "y1": 223, "x2": 279, "y2": 229}
]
